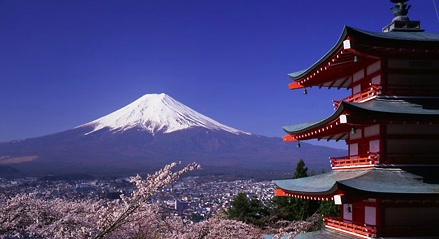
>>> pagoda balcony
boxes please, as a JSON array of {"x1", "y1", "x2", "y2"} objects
[
  {"x1": 333, "y1": 85, "x2": 381, "y2": 109},
  {"x1": 330, "y1": 153, "x2": 379, "y2": 169},
  {"x1": 324, "y1": 216, "x2": 377, "y2": 238}
]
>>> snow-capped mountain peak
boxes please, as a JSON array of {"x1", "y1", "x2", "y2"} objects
[{"x1": 80, "y1": 93, "x2": 250, "y2": 135}]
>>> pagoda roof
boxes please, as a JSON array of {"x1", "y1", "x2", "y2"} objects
[
  {"x1": 347, "y1": 97, "x2": 439, "y2": 115},
  {"x1": 283, "y1": 97, "x2": 439, "y2": 135},
  {"x1": 289, "y1": 26, "x2": 439, "y2": 81},
  {"x1": 348, "y1": 26, "x2": 439, "y2": 44},
  {"x1": 274, "y1": 168, "x2": 439, "y2": 196},
  {"x1": 288, "y1": 26, "x2": 439, "y2": 90}
]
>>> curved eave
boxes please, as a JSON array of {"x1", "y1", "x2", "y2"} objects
[
  {"x1": 274, "y1": 177, "x2": 338, "y2": 196},
  {"x1": 345, "y1": 98, "x2": 439, "y2": 119},
  {"x1": 274, "y1": 168, "x2": 439, "y2": 197},
  {"x1": 337, "y1": 168, "x2": 439, "y2": 197},
  {"x1": 283, "y1": 98, "x2": 439, "y2": 136},
  {"x1": 348, "y1": 27, "x2": 439, "y2": 49},
  {"x1": 336, "y1": 183, "x2": 439, "y2": 199},
  {"x1": 274, "y1": 170, "x2": 368, "y2": 196},
  {"x1": 283, "y1": 102, "x2": 346, "y2": 135},
  {"x1": 288, "y1": 26, "x2": 349, "y2": 81},
  {"x1": 288, "y1": 26, "x2": 439, "y2": 89}
]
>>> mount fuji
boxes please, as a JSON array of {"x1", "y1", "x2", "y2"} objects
[
  {"x1": 0, "y1": 93, "x2": 345, "y2": 177},
  {"x1": 80, "y1": 93, "x2": 249, "y2": 136}
]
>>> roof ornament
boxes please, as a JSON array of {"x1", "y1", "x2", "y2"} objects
[
  {"x1": 390, "y1": 0, "x2": 411, "y2": 20},
  {"x1": 383, "y1": 0, "x2": 423, "y2": 32}
]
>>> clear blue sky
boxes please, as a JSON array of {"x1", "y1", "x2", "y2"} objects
[{"x1": 1, "y1": 0, "x2": 438, "y2": 149}]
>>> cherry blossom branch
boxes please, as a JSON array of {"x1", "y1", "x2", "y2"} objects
[{"x1": 93, "y1": 162, "x2": 201, "y2": 239}]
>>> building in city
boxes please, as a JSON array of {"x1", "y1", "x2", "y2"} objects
[{"x1": 274, "y1": 1, "x2": 439, "y2": 238}]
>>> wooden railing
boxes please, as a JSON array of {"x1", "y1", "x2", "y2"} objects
[
  {"x1": 324, "y1": 215, "x2": 377, "y2": 238},
  {"x1": 330, "y1": 153, "x2": 379, "y2": 168},
  {"x1": 333, "y1": 85, "x2": 380, "y2": 109}
]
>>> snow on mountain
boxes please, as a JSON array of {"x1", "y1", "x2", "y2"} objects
[{"x1": 79, "y1": 93, "x2": 250, "y2": 135}]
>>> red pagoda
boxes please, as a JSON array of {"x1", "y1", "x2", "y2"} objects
[{"x1": 274, "y1": 1, "x2": 439, "y2": 238}]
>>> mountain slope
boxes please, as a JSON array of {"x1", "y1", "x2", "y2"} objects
[
  {"x1": 0, "y1": 94, "x2": 346, "y2": 177},
  {"x1": 80, "y1": 93, "x2": 248, "y2": 136}
]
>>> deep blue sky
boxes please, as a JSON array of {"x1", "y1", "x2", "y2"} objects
[{"x1": 1, "y1": 0, "x2": 438, "y2": 149}]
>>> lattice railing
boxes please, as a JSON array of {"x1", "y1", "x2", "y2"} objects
[
  {"x1": 333, "y1": 84, "x2": 381, "y2": 109},
  {"x1": 330, "y1": 153, "x2": 379, "y2": 168},
  {"x1": 324, "y1": 216, "x2": 377, "y2": 238}
]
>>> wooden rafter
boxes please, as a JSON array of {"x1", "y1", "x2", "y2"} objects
[
  {"x1": 335, "y1": 133, "x2": 347, "y2": 142},
  {"x1": 327, "y1": 134, "x2": 335, "y2": 141},
  {"x1": 328, "y1": 79, "x2": 337, "y2": 89},
  {"x1": 337, "y1": 76, "x2": 351, "y2": 90}
]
